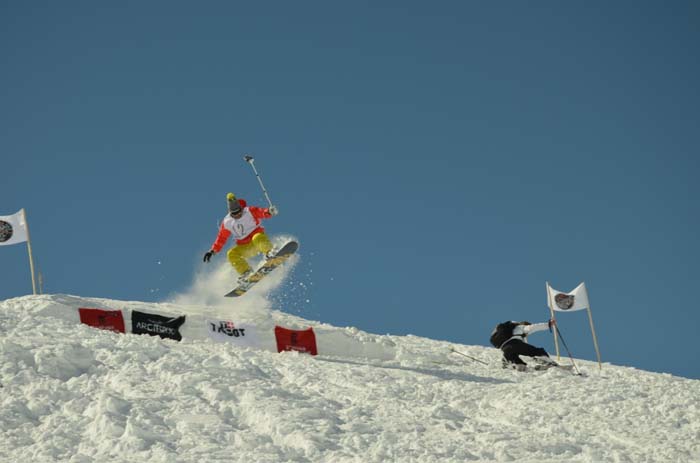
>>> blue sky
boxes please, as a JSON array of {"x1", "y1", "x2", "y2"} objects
[{"x1": 2, "y1": 2, "x2": 698, "y2": 378}]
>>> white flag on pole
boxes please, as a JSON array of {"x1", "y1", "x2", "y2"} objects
[
  {"x1": 0, "y1": 209, "x2": 29, "y2": 246},
  {"x1": 547, "y1": 282, "x2": 590, "y2": 312}
]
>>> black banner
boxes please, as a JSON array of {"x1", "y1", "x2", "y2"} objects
[{"x1": 131, "y1": 310, "x2": 185, "y2": 341}]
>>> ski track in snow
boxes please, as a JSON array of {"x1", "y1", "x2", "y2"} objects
[{"x1": 1, "y1": 264, "x2": 698, "y2": 462}]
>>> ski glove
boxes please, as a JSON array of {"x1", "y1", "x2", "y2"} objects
[
  {"x1": 203, "y1": 250, "x2": 215, "y2": 263},
  {"x1": 268, "y1": 205, "x2": 278, "y2": 216},
  {"x1": 548, "y1": 318, "x2": 556, "y2": 332}
]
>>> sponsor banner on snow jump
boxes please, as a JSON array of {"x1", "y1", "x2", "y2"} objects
[
  {"x1": 132, "y1": 310, "x2": 185, "y2": 341},
  {"x1": 205, "y1": 319, "x2": 258, "y2": 347},
  {"x1": 274, "y1": 326, "x2": 318, "y2": 356},
  {"x1": 78, "y1": 308, "x2": 126, "y2": 333}
]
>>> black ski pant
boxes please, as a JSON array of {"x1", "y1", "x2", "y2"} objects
[{"x1": 501, "y1": 339, "x2": 549, "y2": 365}]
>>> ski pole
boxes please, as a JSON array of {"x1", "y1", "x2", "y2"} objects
[
  {"x1": 554, "y1": 325, "x2": 581, "y2": 375},
  {"x1": 243, "y1": 154, "x2": 274, "y2": 208},
  {"x1": 450, "y1": 348, "x2": 489, "y2": 365}
]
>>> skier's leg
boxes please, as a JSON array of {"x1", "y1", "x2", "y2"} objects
[
  {"x1": 251, "y1": 232, "x2": 273, "y2": 255},
  {"x1": 227, "y1": 243, "x2": 256, "y2": 274},
  {"x1": 518, "y1": 343, "x2": 550, "y2": 359},
  {"x1": 502, "y1": 343, "x2": 527, "y2": 365}
]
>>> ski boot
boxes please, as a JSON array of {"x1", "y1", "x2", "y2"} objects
[
  {"x1": 237, "y1": 270, "x2": 253, "y2": 284},
  {"x1": 502, "y1": 359, "x2": 527, "y2": 372},
  {"x1": 264, "y1": 247, "x2": 278, "y2": 261}
]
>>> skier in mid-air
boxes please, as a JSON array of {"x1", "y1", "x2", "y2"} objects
[
  {"x1": 203, "y1": 192, "x2": 278, "y2": 282},
  {"x1": 490, "y1": 319, "x2": 557, "y2": 371}
]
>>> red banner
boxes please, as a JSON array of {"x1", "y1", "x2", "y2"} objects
[
  {"x1": 78, "y1": 308, "x2": 126, "y2": 334},
  {"x1": 274, "y1": 326, "x2": 318, "y2": 356}
]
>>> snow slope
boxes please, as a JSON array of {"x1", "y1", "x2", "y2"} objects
[{"x1": 1, "y1": 286, "x2": 698, "y2": 462}]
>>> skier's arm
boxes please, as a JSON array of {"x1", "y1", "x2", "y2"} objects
[
  {"x1": 211, "y1": 222, "x2": 232, "y2": 253},
  {"x1": 249, "y1": 206, "x2": 274, "y2": 220},
  {"x1": 513, "y1": 322, "x2": 550, "y2": 337}
]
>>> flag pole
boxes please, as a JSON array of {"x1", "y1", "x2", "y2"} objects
[
  {"x1": 546, "y1": 281, "x2": 560, "y2": 360},
  {"x1": 586, "y1": 305, "x2": 602, "y2": 371},
  {"x1": 22, "y1": 208, "x2": 37, "y2": 295}
]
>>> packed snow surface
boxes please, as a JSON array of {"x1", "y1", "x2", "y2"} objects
[{"x1": 1, "y1": 290, "x2": 698, "y2": 462}]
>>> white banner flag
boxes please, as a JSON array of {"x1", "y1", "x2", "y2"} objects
[
  {"x1": 547, "y1": 282, "x2": 590, "y2": 312},
  {"x1": 0, "y1": 209, "x2": 28, "y2": 246}
]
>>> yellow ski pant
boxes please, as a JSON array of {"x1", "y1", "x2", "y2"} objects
[{"x1": 227, "y1": 232, "x2": 273, "y2": 274}]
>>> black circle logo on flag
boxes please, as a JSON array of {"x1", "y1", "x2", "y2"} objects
[
  {"x1": 555, "y1": 293, "x2": 575, "y2": 310},
  {"x1": 0, "y1": 221, "x2": 13, "y2": 243}
]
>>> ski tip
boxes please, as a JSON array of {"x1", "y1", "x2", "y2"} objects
[{"x1": 277, "y1": 240, "x2": 299, "y2": 254}]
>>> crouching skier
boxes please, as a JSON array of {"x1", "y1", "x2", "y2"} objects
[
  {"x1": 202, "y1": 192, "x2": 278, "y2": 282},
  {"x1": 490, "y1": 319, "x2": 557, "y2": 371}
]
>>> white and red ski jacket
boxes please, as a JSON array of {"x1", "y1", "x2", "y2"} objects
[{"x1": 211, "y1": 199, "x2": 274, "y2": 252}]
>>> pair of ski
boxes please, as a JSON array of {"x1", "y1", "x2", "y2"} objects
[
  {"x1": 510, "y1": 357, "x2": 583, "y2": 375},
  {"x1": 224, "y1": 240, "x2": 298, "y2": 297},
  {"x1": 450, "y1": 348, "x2": 582, "y2": 376}
]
